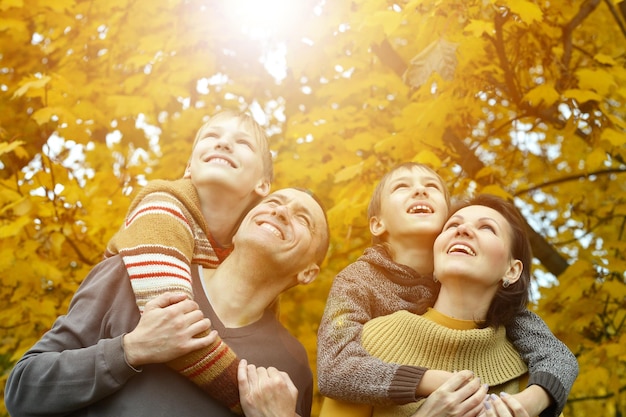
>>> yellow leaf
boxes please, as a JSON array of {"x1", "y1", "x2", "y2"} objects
[
  {"x1": 500, "y1": 0, "x2": 543, "y2": 23},
  {"x1": 478, "y1": 185, "x2": 512, "y2": 199},
  {"x1": 413, "y1": 150, "x2": 442, "y2": 168},
  {"x1": 106, "y1": 95, "x2": 155, "y2": 118},
  {"x1": 0, "y1": 216, "x2": 31, "y2": 238},
  {"x1": 563, "y1": 88, "x2": 603, "y2": 104},
  {"x1": 334, "y1": 162, "x2": 364, "y2": 183},
  {"x1": 523, "y1": 83, "x2": 560, "y2": 107},
  {"x1": 32, "y1": 106, "x2": 67, "y2": 125},
  {"x1": 464, "y1": 19, "x2": 494, "y2": 36},
  {"x1": 403, "y1": 38, "x2": 458, "y2": 89},
  {"x1": 12, "y1": 75, "x2": 51, "y2": 99},
  {"x1": 594, "y1": 53, "x2": 616, "y2": 65},
  {"x1": 601, "y1": 128, "x2": 626, "y2": 147},
  {"x1": 576, "y1": 68, "x2": 617, "y2": 96},
  {"x1": 362, "y1": 10, "x2": 403, "y2": 37},
  {"x1": 585, "y1": 147, "x2": 607, "y2": 171},
  {"x1": 0, "y1": 140, "x2": 25, "y2": 156}
]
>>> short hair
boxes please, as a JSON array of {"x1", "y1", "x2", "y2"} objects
[
  {"x1": 293, "y1": 187, "x2": 330, "y2": 266},
  {"x1": 192, "y1": 110, "x2": 274, "y2": 183},
  {"x1": 367, "y1": 162, "x2": 450, "y2": 245},
  {"x1": 452, "y1": 194, "x2": 532, "y2": 328}
]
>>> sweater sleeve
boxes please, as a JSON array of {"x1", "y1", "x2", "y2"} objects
[
  {"x1": 506, "y1": 309, "x2": 579, "y2": 417},
  {"x1": 4, "y1": 257, "x2": 143, "y2": 417},
  {"x1": 317, "y1": 265, "x2": 426, "y2": 406},
  {"x1": 105, "y1": 189, "x2": 198, "y2": 310}
]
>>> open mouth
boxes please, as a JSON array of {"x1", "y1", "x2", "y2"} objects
[
  {"x1": 205, "y1": 156, "x2": 235, "y2": 168},
  {"x1": 259, "y1": 222, "x2": 284, "y2": 239},
  {"x1": 407, "y1": 203, "x2": 433, "y2": 214},
  {"x1": 447, "y1": 244, "x2": 476, "y2": 256}
]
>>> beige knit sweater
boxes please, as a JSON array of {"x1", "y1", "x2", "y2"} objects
[{"x1": 361, "y1": 309, "x2": 528, "y2": 417}]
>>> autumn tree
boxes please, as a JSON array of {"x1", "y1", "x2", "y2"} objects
[{"x1": 1, "y1": 0, "x2": 625, "y2": 416}]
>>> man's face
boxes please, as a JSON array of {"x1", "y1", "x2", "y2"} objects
[{"x1": 235, "y1": 188, "x2": 327, "y2": 274}]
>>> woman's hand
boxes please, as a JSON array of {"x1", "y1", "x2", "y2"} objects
[
  {"x1": 480, "y1": 393, "x2": 530, "y2": 417},
  {"x1": 413, "y1": 370, "x2": 489, "y2": 417},
  {"x1": 237, "y1": 359, "x2": 298, "y2": 417}
]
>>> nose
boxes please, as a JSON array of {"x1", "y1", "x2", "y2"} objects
[
  {"x1": 213, "y1": 134, "x2": 233, "y2": 151},
  {"x1": 413, "y1": 185, "x2": 428, "y2": 197},
  {"x1": 455, "y1": 222, "x2": 472, "y2": 237},
  {"x1": 271, "y1": 204, "x2": 289, "y2": 224}
]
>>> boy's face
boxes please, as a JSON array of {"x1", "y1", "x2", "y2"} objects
[
  {"x1": 370, "y1": 167, "x2": 449, "y2": 244},
  {"x1": 186, "y1": 117, "x2": 269, "y2": 199}
]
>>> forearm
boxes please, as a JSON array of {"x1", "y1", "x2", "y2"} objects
[
  {"x1": 512, "y1": 384, "x2": 552, "y2": 417},
  {"x1": 507, "y1": 309, "x2": 579, "y2": 417},
  {"x1": 5, "y1": 336, "x2": 136, "y2": 416}
]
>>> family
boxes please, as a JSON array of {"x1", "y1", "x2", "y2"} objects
[{"x1": 5, "y1": 110, "x2": 578, "y2": 417}]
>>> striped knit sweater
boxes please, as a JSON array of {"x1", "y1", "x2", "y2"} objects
[
  {"x1": 105, "y1": 178, "x2": 242, "y2": 414},
  {"x1": 362, "y1": 309, "x2": 528, "y2": 417}
]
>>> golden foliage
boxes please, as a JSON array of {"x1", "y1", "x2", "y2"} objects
[{"x1": 1, "y1": 0, "x2": 626, "y2": 416}]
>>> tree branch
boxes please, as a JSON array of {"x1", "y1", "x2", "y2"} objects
[
  {"x1": 603, "y1": 0, "x2": 626, "y2": 40},
  {"x1": 561, "y1": 0, "x2": 601, "y2": 77},
  {"x1": 489, "y1": 11, "x2": 522, "y2": 106},
  {"x1": 513, "y1": 168, "x2": 626, "y2": 196}
]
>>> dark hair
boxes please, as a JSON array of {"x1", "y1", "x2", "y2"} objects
[
  {"x1": 452, "y1": 194, "x2": 532, "y2": 328},
  {"x1": 367, "y1": 162, "x2": 450, "y2": 245}
]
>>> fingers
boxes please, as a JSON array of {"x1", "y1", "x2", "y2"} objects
[{"x1": 144, "y1": 292, "x2": 189, "y2": 311}]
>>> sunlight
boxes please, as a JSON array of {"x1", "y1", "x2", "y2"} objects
[{"x1": 219, "y1": 0, "x2": 306, "y2": 40}]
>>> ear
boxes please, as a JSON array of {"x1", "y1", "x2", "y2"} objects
[
  {"x1": 369, "y1": 215, "x2": 386, "y2": 237},
  {"x1": 254, "y1": 178, "x2": 271, "y2": 197},
  {"x1": 296, "y1": 263, "x2": 320, "y2": 286},
  {"x1": 504, "y1": 259, "x2": 523, "y2": 285}
]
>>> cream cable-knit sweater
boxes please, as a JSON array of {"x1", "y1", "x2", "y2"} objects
[{"x1": 362, "y1": 309, "x2": 528, "y2": 417}]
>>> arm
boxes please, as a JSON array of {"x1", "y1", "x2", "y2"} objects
[
  {"x1": 317, "y1": 264, "x2": 427, "y2": 406},
  {"x1": 107, "y1": 185, "x2": 245, "y2": 414},
  {"x1": 506, "y1": 309, "x2": 579, "y2": 417}
]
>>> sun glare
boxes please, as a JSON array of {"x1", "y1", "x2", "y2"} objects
[{"x1": 219, "y1": 0, "x2": 305, "y2": 40}]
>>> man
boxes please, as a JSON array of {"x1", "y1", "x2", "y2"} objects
[{"x1": 5, "y1": 188, "x2": 329, "y2": 417}]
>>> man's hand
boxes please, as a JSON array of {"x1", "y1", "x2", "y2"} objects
[
  {"x1": 238, "y1": 359, "x2": 298, "y2": 417},
  {"x1": 123, "y1": 292, "x2": 216, "y2": 367},
  {"x1": 413, "y1": 370, "x2": 488, "y2": 417}
]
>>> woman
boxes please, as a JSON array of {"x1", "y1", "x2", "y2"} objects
[{"x1": 321, "y1": 194, "x2": 554, "y2": 417}]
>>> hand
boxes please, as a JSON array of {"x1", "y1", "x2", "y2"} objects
[
  {"x1": 480, "y1": 393, "x2": 530, "y2": 417},
  {"x1": 238, "y1": 359, "x2": 298, "y2": 417},
  {"x1": 123, "y1": 292, "x2": 216, "y2": 367},
  {"x1": 413, "y1": 370, "x2": 489, "y2": 417}
]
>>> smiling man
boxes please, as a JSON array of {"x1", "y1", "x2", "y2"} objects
[{"x1": 5, "y1": 188, "x2": 329, "y2": 417}]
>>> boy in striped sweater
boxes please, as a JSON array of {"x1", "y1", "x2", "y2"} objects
[{"x1": 105, "y1": 110, "x2": 273, "y2": 414}]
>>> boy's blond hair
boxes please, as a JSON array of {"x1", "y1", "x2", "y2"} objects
[
  {"x1": 191, "y1": 110, "x2": 274, "y2": 183},
  {"x1": 367, "y1": 162, "x2": 450, "y2": 245}
]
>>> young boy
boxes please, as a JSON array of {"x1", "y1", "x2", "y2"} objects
[
  {"x1": 317, "y1": 162, "x2": 578, "y2": 417},
  {"x1": 105, "y1": 110, "x2": 273, "y2": 414}
]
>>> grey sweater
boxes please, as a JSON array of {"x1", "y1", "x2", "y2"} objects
[
  {"x1": 5, "y1": 255, "x2": 313, "y2": 417},
  {"x1": 317, "y1": 245, "x2": 578, "y2": 417}
]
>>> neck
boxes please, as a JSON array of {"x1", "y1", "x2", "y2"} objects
[
  {"x1": 433, "y1": 281, "x2": 497, "y2": 321},
  {"x1": 196, "y1": 187, "x2": 252, "y2": 247},
  {"x1": 387, "y1": 236, "x2": 435, "y2": 276},
  {"x1": 202, "y1": 254, "x2": 281, "y2": 328}
]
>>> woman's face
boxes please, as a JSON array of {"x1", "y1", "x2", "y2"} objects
[{"x1": 433, "y1": 204, "x2": 522, "y2": 289}]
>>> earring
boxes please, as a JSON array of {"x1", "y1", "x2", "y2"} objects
[
  {"x1": 433, "y1": 274, "x2": 438, "y2": 283},
  {"x1": 502, "y1": 279, "x2": 510, "y2": 288}
]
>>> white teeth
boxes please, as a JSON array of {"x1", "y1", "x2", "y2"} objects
[
  {"x1": 260, "y1": 223, "x2": 283, "y2": 239},
  {"x1": 208, "y1": 157, "x2": 234, "y2": 167},
  {"x1": 408, "y1": 204, "x2": 433, "y2": 214},
  {"x1": 448, "y1": 244, "x2": 475, "y2": 256}
]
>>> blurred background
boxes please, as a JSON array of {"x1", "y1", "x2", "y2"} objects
[{"x1": 1, "y1": 0, "x2": 625, "y2": 415}]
